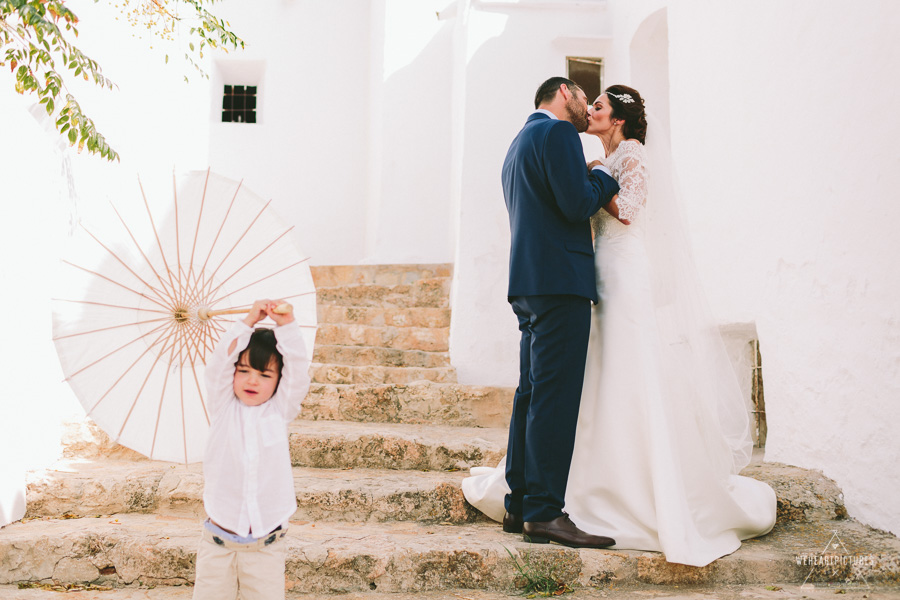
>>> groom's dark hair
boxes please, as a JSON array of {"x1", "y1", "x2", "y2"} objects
[{"x1": 534, "y1": 77, "x2": 581, "y2": 109}]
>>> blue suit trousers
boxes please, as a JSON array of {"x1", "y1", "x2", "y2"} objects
[{"x1": 504, "y1": 294, "x2": 592, "y2": 523}]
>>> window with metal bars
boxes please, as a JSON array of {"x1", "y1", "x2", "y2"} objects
[{"x1": 222, "y1": 85, "x2": 257, "y2": 124}]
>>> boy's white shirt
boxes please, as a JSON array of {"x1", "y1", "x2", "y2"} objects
[{"x1": 202, "y1": 320, "x2": 311, "y2": 538}]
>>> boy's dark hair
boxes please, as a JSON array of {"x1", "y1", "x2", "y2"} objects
[
  {"x1": 534, "y1": 76, "x2": 581, "y2": 109},
  {"x1": 236, "y1": 328, "x2": 284, "y2": 387}
]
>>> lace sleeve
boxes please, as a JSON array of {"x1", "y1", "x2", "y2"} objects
[{"x1": 615, "y1": 141, "x2": 648, "y2": 223}]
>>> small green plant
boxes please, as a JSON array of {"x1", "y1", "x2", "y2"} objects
[
  {"x1": 504, "y1": 546, "x2": 574, "y2": 598},
  {"x1": 17, "y1": 582, "x2": 112, "y2": 592}
]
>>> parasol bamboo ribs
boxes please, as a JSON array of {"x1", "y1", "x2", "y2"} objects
[{"x1": 196, "y1": 303, "x2": 292, "y2": 321}]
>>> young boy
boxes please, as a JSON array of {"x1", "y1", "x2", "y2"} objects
[{"x1": 193, "y1": 299, "x2": 311, "y2": 600}]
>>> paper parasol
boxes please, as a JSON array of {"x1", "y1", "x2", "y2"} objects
[{"x1": 52, "y1": 169, "x2": 317, "y2": 463}]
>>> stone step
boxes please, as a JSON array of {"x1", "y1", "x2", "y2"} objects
[
  {"x1": 25, "y1": 460, "x2": 483, "y2": 525},
  {"x1": 317, "y1": 305, "x2": 451, "y2": 329},
  {"x1": 3, "y1": 515, "x2": 898, "y2": 592},
  {"x1": 741, "y1": 462, "x2": 847, "y2": 523},
  {"x1": 61, "y1": 419, "x2": 148, "y2": 462},
  {"x1": 316, "y1": 323, "x2": 449, "y2": 352},
  {"x1": 2, "y1": 588, "x2": 898, "y2": 600},
  {"x1": 27, "y1": 450, "x2": 851, "y2": 529},
  {"x1": 58, "y1": 422, "x2": 849, "y2": 529},
  {"x1": 289, "y1": 421, "x2": 507, "y2": 471},
  {"x1": 301, "y1": 382, "x2": 514, "y2": 428},
  {"x1": 312, "y1": 344, "x2": 451, "y2": 368},
  {"x1": 310, "y1": 264, "x2": 452, "y2": 288},
  {"x1": 60, "y1": 419, "x2": 507, "y2": 472},
  {"x1": 310, "y1": 363, "x2": 458, "y2": 385},
  {"x1": 316, "y1": 279, "x2": 451, "y2": 309},
  {"x1": 26, "y1": 460, "x2": 846, "y2": 523}
]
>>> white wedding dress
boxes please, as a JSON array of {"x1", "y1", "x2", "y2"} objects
[{"x1": 462, "y1": 139, "x2": 776, "y2": 567}]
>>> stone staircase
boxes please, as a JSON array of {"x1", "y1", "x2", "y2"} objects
[{"x1": 2, "y1": 264, "x2": 900, "y2": 598}]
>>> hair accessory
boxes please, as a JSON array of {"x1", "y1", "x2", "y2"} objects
[{"x1": 607, "y1": 91, "x2": 635, "y2": 104}]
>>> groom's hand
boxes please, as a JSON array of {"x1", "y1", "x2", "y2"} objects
[{"x1": 587, "y1": 159, "x2": 605, "y2": 170}]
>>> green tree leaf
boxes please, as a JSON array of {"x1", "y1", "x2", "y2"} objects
[{"x1": 1, "y1": 0, "x2": 244, "y2": 161}]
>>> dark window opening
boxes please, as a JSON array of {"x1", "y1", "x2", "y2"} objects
[
  {"x1": 222, "y1": 85, "x2": 257, "y2": 124},
  {"x1": 566, "y1": 57, "x2": 603, "y2": 104}
]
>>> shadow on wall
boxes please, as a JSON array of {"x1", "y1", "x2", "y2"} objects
[
  {"x1": 366, "y1": 16, "x2": 456, "y2": 264},
  {"x1": 451, "y1": 11, "x2": 578, "y2": 387},
  {"x1": 629, "y1": 7, "x2": 670, "y2": 135}
]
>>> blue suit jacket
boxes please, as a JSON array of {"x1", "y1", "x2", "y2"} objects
[{"x1": 502, "y1": 113, "x2": 620, "y2": 303}]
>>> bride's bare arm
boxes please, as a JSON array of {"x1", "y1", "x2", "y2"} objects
[{"x1": 603, "y1": 195, "x2": 630, "y2": 224}]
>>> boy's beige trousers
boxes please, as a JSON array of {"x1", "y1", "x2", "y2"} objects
[{"x1": 192, "y1": 526, "x2": 287, "y2": 600}]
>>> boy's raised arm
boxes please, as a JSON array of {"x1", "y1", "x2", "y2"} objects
[
  {"x1": 204, "y1": 321, "x2": 253, "y2": 416},
  {"x1": 272, "y1": 316, "x2": 312, "y2": 422}
]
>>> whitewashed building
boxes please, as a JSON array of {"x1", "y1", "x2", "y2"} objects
[{"x1": 2, "y1": 0, "x2": 898, "y2": 537}]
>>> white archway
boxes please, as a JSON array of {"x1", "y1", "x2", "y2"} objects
[{"x1": 629, "y1": 7, "x2": 670, "y2": 138}]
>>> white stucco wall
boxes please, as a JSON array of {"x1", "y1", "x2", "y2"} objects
[
  {"x1": 0, "y1": 95, "x2": 85, "y2": 522},
  {"x1": 367, "y1": 0, "x2": 455, "y2": 264},
  {"x1": 205, "y1": 1, "x2": 370, "y2": 266},
  {"x1": 4, "y1": 0, "x2": 458, "y2": 270},
  {"x1": 449, "y1": 1, "x2": 614, "y2": 386},
  {"x1": 450, "y1": 0, "x2": 900, "y2": 537},
  {"x1": 656, "y1": 1, "x2": 900, "y2": 533},
  {"x1": 0, "y1": 0, "x2": 215, "y2": 487},
  {"x1": 3, "y1": 0, "x2": 898, "y2": 538},
  {"x1": 206, "y1": 0, "x2": 455, "y2": 266},
  {"x1": 661, "y1": 1, "x2": 900, "y2": 535}
]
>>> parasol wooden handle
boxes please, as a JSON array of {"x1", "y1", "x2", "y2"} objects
[{"x1": 197, "y1": 303, "x2": 292, "y2": 321}]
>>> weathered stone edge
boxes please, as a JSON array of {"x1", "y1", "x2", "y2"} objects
[
  {"x1": 6, "y1": 519, "x2": 896, "y2": 591},
  {"x1": 25, "y1": 466, "x2": 484, "y2": 525}
]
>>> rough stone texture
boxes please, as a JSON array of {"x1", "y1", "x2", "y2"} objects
[
  {"x1": 25, "y1": 461, "x2": 483, "y2": 524},
  {"x1": 24, "y1": 458, "x2": 860, "y2": 531},
  {"x1": 0, "y1": 516, "x2": 197, "y2": 587},
  {"x1": 25, "y1": 461, "x2": 165, "y2": 518},
  {"x1": 12, "y1": 263, "x2": 900, "y2": 598},
  {"x1": 309, "y1": 363, "x2": 458, "y2": 385},
  {"x1": 25, "y1": 461, "x2": 203, "y2": 520},
  {"x1": 316, "y1": 279, "x2": 451, "y2": 309},
  {"x1": 3, "y1": 516, "x2": 899, "y2": 591},
  {"x1": 3, "y1": 587, "x2": 900, "y2": 600},
  {"x1": 60, "y1": 420, "x2": 147, "y2": 462},
  {"x1": 4, "y1": 588, "x2": 900, "y2": 600},
  {"x1": 317, "y1": 305, "x2": 451, "y2": 329},
  {"x1": 293, "y1": 471, "x2": 481, "y2": 524},
  {"x1": 288, "y1": 421, "x2": 507, "y2": 472},
  {"x1": 741, "y1": 462, "x2": 848, "y2": 522},
  {"x1": 312, "y1": 345, "x2": 451, "y2": 368},
  {"x1": 311, "y1": 264, "x2": 452, "y2": 288},
  {"x1": 301, "y1": 383, "x2": 514, "y2": 428},
  {"x1": 316, "y1": 323, "x2": 450, "y2": 352}
]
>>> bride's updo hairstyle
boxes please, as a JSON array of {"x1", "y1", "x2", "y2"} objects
[{"x1": 605, "y1": 84, "x2": 647, "y2": 144}]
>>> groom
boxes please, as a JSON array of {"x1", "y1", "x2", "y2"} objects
[{"x1": 501, "y1": 77, "x2": 619, "y2": 548}]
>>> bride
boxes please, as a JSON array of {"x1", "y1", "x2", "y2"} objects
[{"x1": 462, "y1": 85, "x2": 776, "y2": 567}]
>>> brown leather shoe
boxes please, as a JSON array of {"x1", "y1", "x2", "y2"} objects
[
  {"x1": 502, "y1": 511, "x2": 523, "y2": 534},
  {"x1": 522, "y1": 514, "x2": 615, "y2": 548}
]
